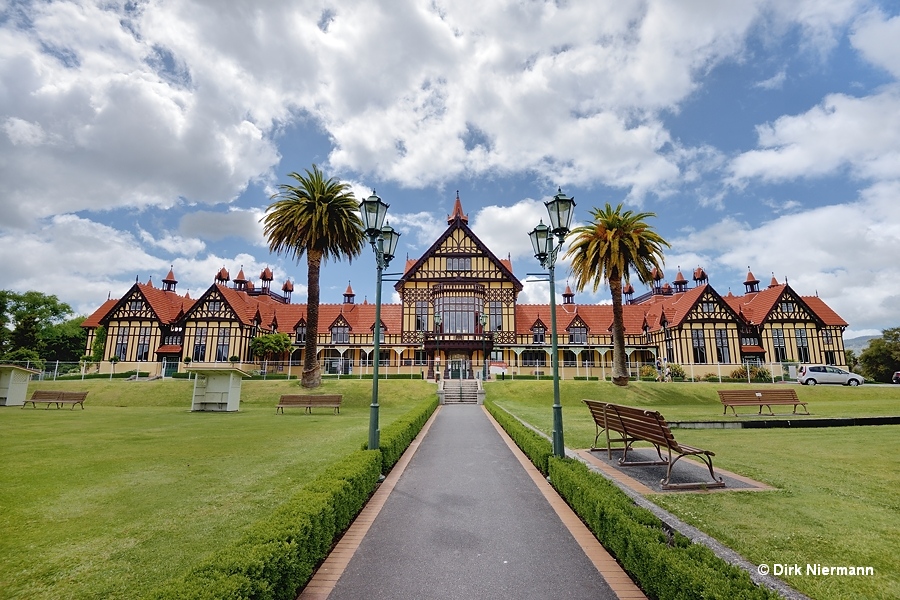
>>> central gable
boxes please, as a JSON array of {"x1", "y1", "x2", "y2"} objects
[
  {"x1": 183, "y1": 286, "x2": 242, "y2": 323},
  {"x1": 396, "y1": 210, "x2": 523, "y2": 292}
]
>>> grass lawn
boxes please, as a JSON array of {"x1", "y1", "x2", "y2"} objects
[
  {"x1": 0, "y1": 378, "x2": 435, "y2": 600},
  {"x1": 488, "y1": 379, "x2": 900, "y2": 600}
]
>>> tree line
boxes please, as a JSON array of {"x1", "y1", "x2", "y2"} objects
[
  {"x1": 0, "y1": 290, "x2": 87, "y2": 370},
  {"x1": 848, "y1": 327, "x2": 900, "y2": 383}
]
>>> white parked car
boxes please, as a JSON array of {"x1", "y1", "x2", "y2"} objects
[{"x1": 798, "y1": 365, "x2": 864, "y2": 386}]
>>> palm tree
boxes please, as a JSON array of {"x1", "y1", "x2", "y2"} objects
[
  {"x1": 565, "y1": 203, "x2": 669, "y2": 386},
  {"x1": 261, "y1": 165, "x2": 365, "y2": 388}
]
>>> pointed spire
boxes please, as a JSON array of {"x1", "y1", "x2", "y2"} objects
[
  {"x1": 563, "y1": 283, "x2": 574, "y2": 305},
  {"x1": 769, "y1": 272, "x2": 779, "y2": 288},
  {"x1": 163, "y1": 266, "x2": 177, "y2": 292},
  {"x1": 447, "y1": 190, "x2": 469, "y2": 224},
  {"x1": 234, "y1": 265, "x2": 248, "y2": 291},
  {"x1": 744, "y1": 266, "x2": 760, "y2": 294},
  {"x1": 215, "y1": 266, "x2": 230, "y2": 283},
  {"x1": 146, "y1": 276, "x2": 154, "y2": 287},
  {"x1": 343, "y1": 281, "x2": 355, "y2": 304}
]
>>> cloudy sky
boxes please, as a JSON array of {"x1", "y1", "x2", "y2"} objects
[{"x1": 2, "y1": 0, "x2": 899, "y2": 338}]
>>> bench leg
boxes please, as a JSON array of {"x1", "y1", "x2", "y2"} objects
[{"x1": 661, "y1": 453, "x2": 726, "y2": 490}]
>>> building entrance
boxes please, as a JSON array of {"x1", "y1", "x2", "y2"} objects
[{"x1": 448, "y1": 354, "x2": 472, "y2": 379}]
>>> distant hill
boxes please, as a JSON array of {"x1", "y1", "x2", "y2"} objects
[{"x1": 844, "y1": 335, "x2": 880, "y2": 353}]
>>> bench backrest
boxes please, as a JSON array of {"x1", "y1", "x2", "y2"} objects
[
  {"x1": 59, "y1": 392, "x2": 88, "y2": 402},
  {"x1": 603, "y1": 403, "x2": 679, "y2": 451},
  {"x1": 31, "y1": 390, "x2": 61, "y2": 401},
  {"x1": 718, "y1": 389, "x2": 798, "y2": 403},
  {"x1": 582, "y1": 399, "x2": 606, "y2": 426}
]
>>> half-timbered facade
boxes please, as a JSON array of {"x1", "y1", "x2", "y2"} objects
[{"x1": 82, "y1": 195, "x2": 849, "y2": 379}]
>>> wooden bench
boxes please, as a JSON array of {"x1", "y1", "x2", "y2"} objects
[
  {"x1": 276, "y1": 394, "x2": 342, "y2": 414},
  {"x1": 717, "y1": 389, "x2": 808, "y2": 416},
  {"x1": 583, "y1": 400, "x2": 724, "y2": 490},
  {"x1": 23, "y1": 390, "x2": 88, "y2": 410}
]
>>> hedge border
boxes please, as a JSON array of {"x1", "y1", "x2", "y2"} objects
[
  {"x1": 146, "y1": 396, "x2": 438, "y2": 600},
  {"x1": 485, "y1": 399, "x2": 782, "y2": 600}
]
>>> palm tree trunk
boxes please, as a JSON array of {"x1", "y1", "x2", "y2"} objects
[
  {"x1": 302, "y1": 250, "x2": 323, "y2": 388},
  {"x1": 610, "y1": 274, "x2": 629, "y2": 386}
]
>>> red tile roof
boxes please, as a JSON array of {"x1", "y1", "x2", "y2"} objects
[
  {"x1": 800, "y1": 295, "x2": 848, "y2": 327},
  {"x1": 155, "y1": 345, "x2": 183, "y2": 354},
  {"x1": 82, "y1": 299, "x2": 118, "y2": 328}
]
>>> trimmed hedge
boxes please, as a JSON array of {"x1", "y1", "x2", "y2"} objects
[
  {"x1": 548, "y1": 458, "x2": 780, "y2": 599},
  {"x1": 325, "y1": 373, "x2": 425, "y2": 380},
  {"x1": 146, "y1": 450, "x2": 381, "y2": 600},
  {"x1": 147, "y1": 394, "x2": 439, "y2": 600},
  {"x1": 484, "y1": 401, "x2": 552, "y2": 475},
  {"x1": 364, "y1": 397, "x2": 438, "y2": 473},
  {"x1": 57, "y1": 371, "x2": 152, "y2": 380},
  {"x1": 486, "y1": 400, "x2": 781, "y2": 600}
]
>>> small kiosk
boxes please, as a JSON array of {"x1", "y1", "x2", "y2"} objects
[
  {"x1": 184, "y1": 366, "x2": 250, "y2": 412},
  {"x1": 0, "y1": 364, "x2": 40, "y2": 407}
]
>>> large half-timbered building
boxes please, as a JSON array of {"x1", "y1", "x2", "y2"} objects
[{"x1": 83, "y1": 196, "x2": 849, "y2": 379}]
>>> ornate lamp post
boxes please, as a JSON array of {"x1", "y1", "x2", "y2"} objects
[
  {"x1": 360, "y1": 191, "x2": 401, "y2": 451},
  {"x1": 528, "y1": 187, "x2": 576, "y2": 458},
  {"x1": 479, "y1": 310, "x2": 488, "y2": 381},
  {"x1": 434, "y1": 313, "x2": 442, "y2": 380}
]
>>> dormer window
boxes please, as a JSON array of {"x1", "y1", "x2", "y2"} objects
[
  {"x1": 295, "y1": 324, "x2": 306, "y2": 344},
  {"x1": 533, "y1": 325, "x2": 545, "y2": 344},
  {"x1": 331, "y1": 325, "x2": 349, "y2": 344},
  {"x1": 568, "y1": 326, "x2": 587, "y2": 345}
]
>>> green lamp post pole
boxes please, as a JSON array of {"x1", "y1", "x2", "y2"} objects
[
  {"x1": 434, "y1": 313, "x2": 442, "y2": 380},
  {"x1": 359, "y1": 192, "x2": 401, "y2": 451},
  {"x1": 529, "y1": 188, "x2": 576, "y2": 459},
  {"x1": 479, "y1": 311, "x2": 488, "y2": 381}
]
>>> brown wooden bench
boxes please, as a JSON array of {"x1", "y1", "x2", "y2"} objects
[
  {"x1": 276, "y1": 394, "x2": 342, "y2": 414},
  {"x1": 717, "y1": 389, "x2": 808, "y2": 416},
  {"x1": 23, "y1": 390, "x2": 88, "y2": 410},
  {"x1": 583, "y1": 399, "x2": 724, "y2": 490}
]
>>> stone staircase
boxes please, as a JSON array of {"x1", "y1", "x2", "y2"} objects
[{"x1": 441, "y1": 378, "x2": 480, "y2": 404}]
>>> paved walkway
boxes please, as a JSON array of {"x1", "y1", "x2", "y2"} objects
[{"x1": 300, "y1": 405, "x2": 644, "y2": 600}]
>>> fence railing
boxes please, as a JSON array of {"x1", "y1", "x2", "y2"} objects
[{"x1": 3, "y1": 358, "x2": 802, "y2": 384}]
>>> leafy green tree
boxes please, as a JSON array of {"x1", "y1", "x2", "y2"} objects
[
  {"x1": 249, "y1": 333, "x2": 293, "y2": 363},
  {"x1": 0, "y1": 290, "x2": 13, "y2": 355},
  {"x1": 858, "y1": 328, "x2": 900, "y2": 382},
  {"x1": 92, "y1": 326, "x2": 107, "y2": 362},
  {"x1": 261, "y1": 165, "x2": 365, "y2": 388},
  {"x1": 0, "y1": 348, "x2": 44, "y2": 370},
  {"x1": 565, "y1": 203, "x2": 670, "y2": 386},
  {"x1": 1, "y1": 290, "x2": 73, "y2": 356},
  {"x1": 42, "y1": 316, "x2": 89, "y2": 363},
  {"x1": 845, "y1": 349, "x2": 858, "y2": 371}
]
